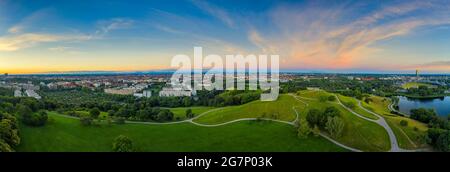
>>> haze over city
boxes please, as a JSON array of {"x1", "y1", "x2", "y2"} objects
[{"x1": 1, "y1": 0, "x2": 450, "y2": 74}]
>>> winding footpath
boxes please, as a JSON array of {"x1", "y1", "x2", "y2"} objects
[
  {"x1": 334, "y1": 95, "x2": 421, "y2": 152},
  {"x1": 52, "y1": 93, "x2": 427, "y2": 152}
]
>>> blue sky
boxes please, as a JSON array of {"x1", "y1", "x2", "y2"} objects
[{"x1": 1, "y1": 0, "x2": 450, "y2": 74}]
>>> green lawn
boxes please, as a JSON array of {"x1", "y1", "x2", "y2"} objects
[
  {"x1": 169, "y1": 106, "x2": 215, "y2": 120},
  {"x1": 296, "y1": 90, "x2": 391, "y2": 152},
  {"x1": 361, "y1": 96, "x2": 428, "y2": 149},
  {"x1": 336, "y1": 94, "x2": 379, "y2": 120},
  {"x1": 402, "y1": 82, "x2": 433, "y2": 89},
  {"x1": 16, "y1": 112, "x2": 346, "y2": 152},
  {"x1": 193, "y1": 94, "x2": 303, "y2": 124}
]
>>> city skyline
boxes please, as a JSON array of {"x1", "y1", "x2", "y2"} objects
[{"x1": 1, "y1": 0, "x2": 450, "y2": 74}]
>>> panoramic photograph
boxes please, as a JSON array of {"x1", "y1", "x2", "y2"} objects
[{"x1": 1, "y1": 0, "x2": 450, "y2": 169}]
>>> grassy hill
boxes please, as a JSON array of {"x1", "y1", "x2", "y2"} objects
[
  {"x1": 402, "y1": 82, "x2": 433, "y2": 89},
  {"x1": 16, "y1": 112, "x2": 346, "y2": 152},
  {"x1": 361, "y1": 96, "x2": 428, "y2": 149},
  {"x1": 193, "y1": 94, "x2": 302, "y2": 124},
  {"x1": 296, "y1": 90, "x2": 390, "y2": 152},
  {"x1": 16, "y1": 90, "x2": 425, "y2": 152},
  {"x1": 169, "y1": 106, "x2": 215, "y2": 120}
]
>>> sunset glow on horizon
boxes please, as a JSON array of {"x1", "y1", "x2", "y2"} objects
[{"x1": 1, "y1": 0, "x2": 450, "y2": 74}]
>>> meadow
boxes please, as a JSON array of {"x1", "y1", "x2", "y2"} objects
[
  {"x1": 193, "y1": 94, "x2": 303, "y2": 124},
  {"x1": 16, "y1": 112, "x2": 346, "y2": 152},
  {"x1": 361, "y1": 96, "x2": 428, "y2": 149}
]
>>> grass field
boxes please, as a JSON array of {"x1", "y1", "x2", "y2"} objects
[
  {"x1": 361, "y1": 96, "x2": 428, "y2": 149},
  {"x1": 296, "y1": 90, "x2": 390, "y2": 151},
  {"x1": 402, "y1": 82, "x2": 433, "y2": 89},
  {"x1": 17, "y1": 90, "x2": 419, "y2": 152},
  {"x1": 193, "y1": 94, "x2": 303, "y2": 124},
  {"x1": 169, "y1": 106, "x2": 215, "y2": 120},
  {"x1": 336, "y1": 94, "x2": 379, "y2": 120},
  {"x1": 16, "y1": 112, "x2": 346, "y2": 152}
]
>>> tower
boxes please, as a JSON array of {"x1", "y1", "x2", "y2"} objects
[{"x1": 415, "y1": 70, "x2": 419, "y2": 78}]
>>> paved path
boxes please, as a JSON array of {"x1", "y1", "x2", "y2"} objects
[
  {"x1": 333, "y1": 95, "x2": 418, "y2": 152},
  {"x1": 388, "y1": 99, "x2": 409, "y2": 117},
  {"x1": 51, "y1": 96, "x2": 366, "y2": 152}
]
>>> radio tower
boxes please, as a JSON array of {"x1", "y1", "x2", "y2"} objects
[{"x1": 415, "y1": 69, "x2": 419, "y2": 80}]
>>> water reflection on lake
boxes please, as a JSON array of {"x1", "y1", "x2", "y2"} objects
[{"x1": 398, "y1": 96, "x2": 450, "y2": 117}]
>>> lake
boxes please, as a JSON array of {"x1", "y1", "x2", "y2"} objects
[{"x1": 397, "y1": 96, "x2": 450, "y2": 117}]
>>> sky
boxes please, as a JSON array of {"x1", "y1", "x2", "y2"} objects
[{"x1": 1, "y1": 0, "x2": 450, "y2": 74}]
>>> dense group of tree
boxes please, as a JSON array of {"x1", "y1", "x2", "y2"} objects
[
  {"x1": 40, "y1": 89, "x2": 261, "y2": 122},
  {"x1": 297, "y1": 106, "x2": 345, "y2": 139},
  {"x1": 406, "y1": 86, "x2": 446, "y2": 97},
  {"x1": 0, "y1": 96, "x2": 49, "y2": 152},
  {"x1": 410, "y1": 108, "x2": 450, "y2": 151},
  {"x1": 283, "y1": 78, "x2": 398, "y2": 97}
]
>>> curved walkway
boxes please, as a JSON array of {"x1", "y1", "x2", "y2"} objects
[
  {"x1": 52, "y1": 95, "x2": 367, "y2": 152},
  {"x1": 388, "y1": 100, "x2": 409, "y2": 117},
  {"x1": 334, "y1": 94, "x2": 419, "y2": 152}
]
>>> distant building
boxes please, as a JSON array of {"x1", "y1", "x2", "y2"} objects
[
  {"x1": 25, "y1": 90, "x2": 41, "y2": 99},
  {"x1": 134, "y1": 90, "x2": 152, "y2": 98},
  {"x1": 104, "y1": 88, "x2": 136, "y2": 95},
  {"x1": 14, "y1": 90, "x2": 22, "y2": 97},
  {"x1": 159, "y1": 87, "x2": 192, "y2": 97}
]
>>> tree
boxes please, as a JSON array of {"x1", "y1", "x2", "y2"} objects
[
  {"x1": 112, "y1": 135, "x2": 133, "y2": 152},
  {"x1": 0, "y1": 119, "x2": 20, "y2": 147},
  {"x1": 364, "y1": 97, "x2": 373, "y2": 104},
  {"x1": 306, "y1": 109, "x2": 326, "y2": 128},
  {"x1": 436, "y1": 131, "x2": 450, "y2": 152},
  {"x1": 183, "y1": 97, "x2": 191, "y2": 107},
  {"x1": 157, "y1": 110, "x2": 174, "y2": 121},
  {"x1": 107, "y1": 110, "x2": 116, "y2": 117},
  {"x1": 17, "y1": 103, "x2": 47, "y2": 127},
  {"x1": 400, "y1": 120, "x2": 408, "y2": 127},
  {"x1": 326, "y1": 116, "x2": 345, "y2": 139},
  {"x1": 185, "y1": 109, "x2": 194, "y2": 119},
  {"x1": 324, "y1": 107, "x2": 341, "y2": 118},
  {"x1": 297, "y1": 118, "x2": 311, "y2": 139},
  {"x1": 0, "y1": 139, "x2": 13, "y2": 152},
  {"x1": 327, "y1": 96, "x2": 336, "y2": 102},
  {"x1": 89, "y1": 107, "x2": 101, "y2": 119}
]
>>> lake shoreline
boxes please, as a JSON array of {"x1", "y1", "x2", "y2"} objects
[{"x1": 397, "y1": 96, "x2": 450, "y2": 117}]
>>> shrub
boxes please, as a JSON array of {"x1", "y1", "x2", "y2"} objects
[
  {"x1": 21, "y1": 110, "x2": 48, "y2": 127},
  {"x1": 327, "y1": 96, "x2": 336, "y2": 102},
  {"x1": 112, "y1": 135, "x2": 133, "y2": 152},
  {"x1": 400, "y1": 120, "x2": 408, "y2": 127},
  {"x1": 89, "y1": 107, "x2": 101, "y2": 119},
  {"x1": 297, "y1": 118, "x2": 311, "y2": 139},
  {"x1": 344, "y1": 102, "x2": 356, "y2": 109},
  {"x1": 185, "y1": 109, "x2": 194, "y2": 119},
  {"x1": 80, "y1": 116, "x2": 93, "y2": 126}
]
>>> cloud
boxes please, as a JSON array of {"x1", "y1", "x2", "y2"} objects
[
  {"x1": 246, "y1": 1, "x2": 450, "y2": 70},
  {"x1": 8, "y1": 26, "x2": 23, "y2": 34},
  {"x1": 403, "y1": 61, "x2": 450, "y2": 71},
  {"x1": 191, "y1": 0, "x2": 235, "y2": 28},
  {"x1": 153, "y1": 24, "x2": 184, "y2": 34},
  {"x1": 94, "y1": 18, "x2": 134, "y2": 37},
  {"x1": 0, "y1": 33, "x2": 90, "y2": 51},
  {"x1": 48, "y1": 46, "x2": 72, "y2": 52}
]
